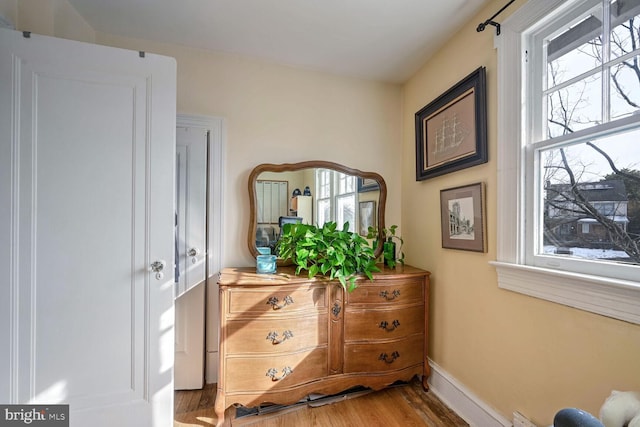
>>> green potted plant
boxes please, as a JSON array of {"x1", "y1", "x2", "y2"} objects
[
  {"x1": 276, "y1": 221, "x2": 380, "y2": 292},
  {"x1": 367, "y1": 224, "x2": 405, "y2": 268}
]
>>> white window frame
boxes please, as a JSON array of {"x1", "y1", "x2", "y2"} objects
[
  {"x1": 316, "y1": 168, "x2": 332, "y2": 226},
  {"x1": 315, "y1": 169, "x2": 357, "y2": 231},
  {"x1": 491, "y1": 0, "x2": 640, "y2": 325}
]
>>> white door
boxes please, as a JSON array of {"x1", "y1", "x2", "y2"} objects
[
  {"x1": 174, "y1": 126, "x2": 208, "y2": 389},
  {"x1": 175, "y1": 127, "x2": 207, "y2": 298},
  {"x1": 0, "y1": 28, "x2": 176, "y2": 426}
]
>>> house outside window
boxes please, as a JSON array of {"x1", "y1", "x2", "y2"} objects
[
  {"x1": 315, "y1": 169, "x2": 356, "y2": 232},
  {"x1": 494, "y1": 0, "x2": 640, "y2": 324},
  {"x1": 545, "y1": 180, "x2": 629, "y2": 250}
]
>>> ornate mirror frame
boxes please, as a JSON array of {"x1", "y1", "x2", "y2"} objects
[{"x1": 248, "y1": 160, "x2": 387, "y2": 259}]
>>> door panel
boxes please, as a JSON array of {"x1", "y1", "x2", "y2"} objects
[
  {"x1": 0, "y1": 28, "x2": 176, "y2": 426},
  {"x1": 175, "y1": 127, "x2": 207, "y2": 297},
  {"x1": 30, "y1": 72, "x2": 143, "y2": 407},
  {"x1": 174, "y1": 126, "x2": 208, "y2": 390}
]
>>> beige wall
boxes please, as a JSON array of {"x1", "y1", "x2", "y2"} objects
[
  {"x1": 3, "y1": 0, "x2": 94, "y2": 42},
  {"x1": 9, "y1": 0, "x2": 640, "y2": 425},
  {"x1": 0, "y1": 0, "x2": 16, "y2": 28},
  {"x1": 403, "y1": 0, "x2": 640, "y2": 425},
  {"x1": 51, "y1": 0, "x2": 95, "y2": 43},
  {"x1": 93, "y1": 33, "x2": 403, "y2": 268},
  {"x1": 5, "y1": 0, "x2": 403, "y2": 268}
]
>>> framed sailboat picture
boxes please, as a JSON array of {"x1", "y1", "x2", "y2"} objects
[{"x1": 415, "y1": 66, "x2": 487, "y2": 181}]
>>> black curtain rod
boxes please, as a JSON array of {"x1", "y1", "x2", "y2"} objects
[{"x1": 476, "y1": 0, "x2": 516, "y2": 36}]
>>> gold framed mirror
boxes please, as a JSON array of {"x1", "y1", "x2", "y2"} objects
[{"x1": 248, "y1": 161, "x2": 387, "y2": 260}]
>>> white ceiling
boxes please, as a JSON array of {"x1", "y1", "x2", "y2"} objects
[{"x1": 67, "y1": 0, "x2": 492, "y2": 83}]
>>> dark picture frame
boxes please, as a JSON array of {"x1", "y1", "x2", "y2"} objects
[
  {"x1": 358, "y1": 177, "x2": 380, "y2": 192},
  {"x1": 358, "y1": 201, "x2": 376, "y2": 236},
  {"x1": 415, "y1": 66, "x2": 487, "y2": 181},
  {"x1": 440, "y1": 182, "x2": 486, "y2": 252}
]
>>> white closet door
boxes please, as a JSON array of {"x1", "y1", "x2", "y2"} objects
[
  {"x1": 0, "y1": 29, "x2": 176, "y2": 426},
  {"x1": 175, "y1": 127, "x2": 207, "y2": 297},
  {"x1": 174, "y1": 126, "x2": 207, "y2": 389}
]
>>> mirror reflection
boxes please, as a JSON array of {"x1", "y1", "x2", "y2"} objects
[{"x1": 248, "y1": 161, "x2": 386, "y2": 259}]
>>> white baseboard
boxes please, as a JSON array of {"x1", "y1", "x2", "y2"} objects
[
  {"x1": 428, "y1": 359, "x2": 512, "y2": 427},
  {"x1": 205, "y1": 351, "x2": 219, "y2": 384}
]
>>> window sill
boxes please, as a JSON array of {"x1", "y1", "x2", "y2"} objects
[{"x1": 490, "y1": 261, "x2": 640, "y2": 325}]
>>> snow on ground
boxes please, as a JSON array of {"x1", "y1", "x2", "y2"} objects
[{"x1": 543, "y1": 245, "x2": 630, "y2": 260}]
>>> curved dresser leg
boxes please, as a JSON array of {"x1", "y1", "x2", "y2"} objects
[
  {"x1": 214, "y1": 392, "x2": 228, "y2": 427},
  {"x1": 422, "y1": 375, "x2": 430, "y2": 391},
  {"x1": 422, "y1": 362, "x2": 431, "y2": 391}
]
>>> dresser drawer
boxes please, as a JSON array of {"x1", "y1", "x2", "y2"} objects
[
  {"x1": 225, "y1": 347, "x2": 328, "y2": 393},
  {"x1": 344, "y1": 305, "x2": 423, "y2": 341},
  {"x1": 225, "y1": 314, "x2": 328, "y2": 354},
  {"x1": 226, "y1": 284, "x2": 327, "y2": 316},
  {"x1": 344, "y1": 334, "x2": 423, "y2": 373},
  {"x1": 347, "y1": 278, "x2": 423, "y2": 305}
]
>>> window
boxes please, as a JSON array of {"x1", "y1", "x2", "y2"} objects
[
  {"x1": 315, "y1": 169, "x2": 357, "y2": 232},
  {"x1": 494, "y1": 0, "x2": 640, "y2": 324}
]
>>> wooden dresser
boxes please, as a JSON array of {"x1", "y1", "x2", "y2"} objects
[{"x1": 214, "y1": 265, "x2": 430, "y2": 425}]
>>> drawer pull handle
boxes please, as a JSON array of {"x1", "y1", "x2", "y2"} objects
[
  {"x1": 379, "y1": 351, "x2": 400, "y2": 364},
  {"x1": 332, "y1": 302, "x2": 341, "y2": 317},
  {"x1": 266, "y1": 366, "x2": 293, "y2": 381},
  {"x1": 266, "y1": 330, "x2": 294, "y2": 344},
  {"x1": 267, "y1": 295, "x2": 294, "y2": 310},
  {"x1": 379, "y1": 289, "x2": 400, "y2": 300},
  {"x1": 379, "y1": 319, "x2": 400, "y2": 331}
]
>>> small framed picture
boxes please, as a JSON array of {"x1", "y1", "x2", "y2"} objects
[
  {"x1": 440, "y1": 182, "x2": 486, "y2": 252},
  {"x1": 358, "y1": 177, "x2": 379, "y2": 192},
  {"x1": 359, "y1": 201, "x2": 376, "y2": 236}
]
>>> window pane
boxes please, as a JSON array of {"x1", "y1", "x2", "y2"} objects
[
  {"x1": 546, "y1": 9, "x2": 602, "y2": 88},
  {"x1": 546, "y1": 73, "x2": 602, "y2": 137},
  {"x1": 337, "y1": 173, "x2": 356, "y2": 195},
  {"x1": 610, "y1": 0, "x2": 640, "y2": 60},
  {"x1": 541, "y1": 128, "x2": 640, "y2": 265},
  {"x1": 317, "y1": 199, "x2": 330, "y2": 226},
  {"x1": 317, "y1": 169, "x2": 331, "y2": 198},
  {"x1": 346, "y1": 175, "x2": 355, "y2": 193},
  {"x1": 338, "y1": 173, "x2": 347, "y2": 194},
  {"x1": 336, "y1": 195, "x2": 355, "y2": 232},
  {"x1": 610, "y1": 54, "x2": 640, "y2": 120}
]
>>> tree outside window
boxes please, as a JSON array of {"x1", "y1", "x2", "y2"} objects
[
  {"x1": 494, "y1": 0, "x2": 640, "y2": 324},
  {"x1": 534, "y1": 0, "x2": 640, "y2": 266}
]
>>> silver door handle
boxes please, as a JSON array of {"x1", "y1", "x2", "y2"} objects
[
  {"x1": 187, "y1": 248, "x2": 199, "y2": 257},
  {"x1": 150, "y1": 260, "x2": 166, "y2": 280},
  {"x1": 188, "y1": 248, "x2": 199, "y2": 264}
]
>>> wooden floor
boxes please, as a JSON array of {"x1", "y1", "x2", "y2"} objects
[{"x1": 174, "y1": 378, "x2": 469, "y2": 426}]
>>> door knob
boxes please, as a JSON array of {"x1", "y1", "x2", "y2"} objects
[
  {"x1": 150, "y1": 260, "x2": 166, "y2": 280},
  {"x1": 187, "y1": 248, "x2": 199, "y2": 257},
  {"x1": 188, "y1": 248, "x2": 199, "y2": 264}
]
